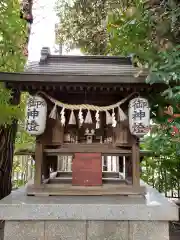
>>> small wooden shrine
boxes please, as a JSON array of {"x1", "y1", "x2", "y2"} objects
[{"x1": 0, "y1": 48, "x2": 164, "y2": 196}]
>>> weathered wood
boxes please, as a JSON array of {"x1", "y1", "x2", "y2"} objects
[
  {"x1": 114, "y1": 122, "x2": 129, "y2": 146},
  {"x1": 0, "y1": 50, "x2": 160, "y2": 197},
  {"x1": 49, "y1": 177, "x2": 128, "y2": 185},
  {"x1": 56, "y1": 171, "x2": 121, "y2": 179},
  {"x1": 42, "y1": 55, "x2": 133, "y2": 65},
  {"x1": 52, "y1": 119, "x2": 64, "y2": 144},
  {"x1": 14, "y1": 149, "x2": 155, "y2": 157},
  {"x1": 26, "y1": 183, "x2": 146, "y2": 196},
  {"x1": 132, "y1": 139, "x2": 140, "y2": 187},
  {"x1": 38, "y1": 118, "x2": 64, "y2": 146},
  {"x1": 125, "y1": 156, "x2": 132, "y2": 181},
  {"x1": 0, "y1": 72, "x2": 147, "y2": 83},
  {"x1": 72, "y1": 153, "x2": 102, "y2": 186},
  {"x1": 43, "y1": 144, "x2": 132, "y2": 155},
  {"x1": 34, "y1": 141, "x2": 43, "y2": 186}
]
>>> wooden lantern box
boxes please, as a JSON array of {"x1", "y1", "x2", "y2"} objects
[{"x1": 0, "y1": 48, "x2": 164, "y2": 196}]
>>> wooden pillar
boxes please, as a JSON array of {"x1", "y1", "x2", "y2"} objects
[
  {"x1": 34, "y1": 141, "x2": 43, "y2": 186},
  {"x1": 125, "y1": 156, "x2": 132, "y2": 183},
  {"x1": 132, "y1": 139, "x2": 140, "y2": 188}
]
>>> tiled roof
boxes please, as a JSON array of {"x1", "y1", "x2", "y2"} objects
[
  {"x1": 25, "y1": 47, "x2": 142, "y2": 76},
  {"x1": 25, "y1": 61, "x2": 138, "y2": 75}
]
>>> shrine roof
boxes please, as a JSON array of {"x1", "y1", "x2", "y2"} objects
[
  {"x1": 24, "y1": 47, "x2": 141, "y2": 76},
  {"x1": 0, "y1": 47, "x2": 148, "y2": 84}
]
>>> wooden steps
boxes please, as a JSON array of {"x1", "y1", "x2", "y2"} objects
[
  {"x1": 48, "y1": 177, "x2": 126, "y2": 185},
  {"x1": 56, "y1": 171, "x2": 72, "y2": 178},
  {"x1": 48, "y1": 171, "x2": 125, "y2": 185},
  {"x1": 27, "y1": 183, "x2": 146, "y2": 196},
  {"x1": 27, "y1": 172, "x2": 144, "y2": 197},
  {"x1": 56, "y1": 171, "x2": 120, "y2": 179}
]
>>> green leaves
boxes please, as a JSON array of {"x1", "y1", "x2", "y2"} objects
[
  {"x1": 141, "y1": 127, "x2": 180, "y2": 192},
  {"x1": 147, "y1": 46, "x2": 180, "y2": 87},
  {"x1": 108, "y1": 0, "x2": 180, "y2": 93},
  {"x1": 56, "y1": 0, "x2": 124, "y2": 54},
  {"x1": 0, "y1": 0, "x2": 32, "y2": 151},
  {"x1": 0, "y1": 0, "x2": 26, "y2": 125},
  {"x1": 108, "y1": 3, "x2": 156, "y2": 62},
  {"x1": 0, "y1": 0, "x2": 26, "y2": 72}
]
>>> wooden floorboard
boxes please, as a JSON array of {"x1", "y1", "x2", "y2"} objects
[
  {"x1": 26, "y1": 183, "x2": 146, "y2": 196},
  {"x1": 44, "y1": 144, "x2": 132, "y2": 155}
]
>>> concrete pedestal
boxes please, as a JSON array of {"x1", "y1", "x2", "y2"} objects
[{"x1": 0, "y1": 183, "x2": 178, "y2": 240}]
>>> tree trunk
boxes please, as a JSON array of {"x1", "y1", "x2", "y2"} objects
[
  {"x1": 0, "y1": 0, "x2": 34, "y2": 200},
  {"x1": 0, "y1": 89, "x2": 20, "y2": 200},
  {"x1": 0, "y1": 124, "x2": 18, "y2": 199}
]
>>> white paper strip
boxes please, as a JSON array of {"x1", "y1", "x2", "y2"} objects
[
  {"x1": 95, "y1": 110, "x2": 100, "y2": 129},
  {"x1": 69, "y1": 110, "x2": 76, "y2": 125},
  {"x1": 112, "y1": 109, "x2": 117, "y2": 127},
  {"x1": 118, "y1": 107, "x2": 127, "y2": 121},
  {"x1": 60, "y1": 108, "x2": 66, "y2": 126},
  {"x1": 106, "y1": 110, "x2": 112, "y2": 125},
  {"x1": 49, "y1": 104, "x2": 57, "y2": 119},
  {"x1": 84, "y1": 110, "x2": 93, "y2": 124},
  {"x1": 78, "y1": 109, "x2": 84, "y2": 126}
]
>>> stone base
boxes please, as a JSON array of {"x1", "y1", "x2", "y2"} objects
[
  {"x1": 4, "y1": 220, "x2": 169, "y2": 240},
  {"x1": 0, "y1": 182, "x2": 178, "y2": 240}
]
